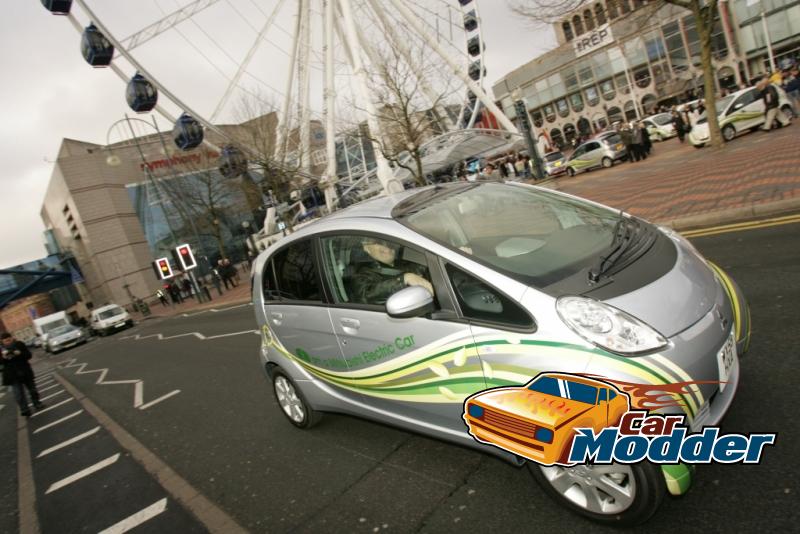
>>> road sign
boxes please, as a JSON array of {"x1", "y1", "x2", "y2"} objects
[
  {"x1": 175, "y1": 244, "x2": 197, "y2": 270},
  {"x1": 154, "y1": 257, "x2": 174, "y2": 280}
]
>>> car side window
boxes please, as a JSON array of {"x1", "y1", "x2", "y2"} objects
[
  {"x1": 598, "y1": 389, "x2": 607, "y2": 402},
  {"x1": 608, "y1": 390, "x2": 617, "y2": 400},
  {"x1": 572, "y1": 146, "x2": 585, "y2": 158},
  {"x1": 732, "y1": 90, "x2": 756, "y2": 111},
  {"x1": 586, "y1": 141, "x2": 601, "y2": 151},
  {"x1": 445, "y1": 264, "x2": 533, "y2": 328},
  {"x1": 320, "y1": 235, "x2": 434, "y2": 307},
  {"x1": 270, "y1": 240, "x2": 322, "y2": 302},
  {"x1": 261, "y1": 259, "x2": 280, "y2": 302}
]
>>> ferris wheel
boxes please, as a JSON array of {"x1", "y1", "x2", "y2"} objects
[{"x1": 41, "y1": 0, "x2": 515, "y2": 197}]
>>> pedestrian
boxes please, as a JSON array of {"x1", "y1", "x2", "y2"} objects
[
  {"x1": 759, "y1": 76, "x2": 791, "y2": 131},
  {"x1": 211, "y1": 272, "x2": 224, "y2": 296},
  {"x1": 640, "y1": 122, "x2": 652, "y2": 156},
  {"x1": 168, "y1": 282, "x2": 182, "y2": 304},
  {"x1": 785, "y1": 67, "x2": 800, "y2": 116},
  {"x1": 156, "y1": 288, "x2": 169, "y2": 307},
  {"x1": 620, "y1": 125, "x2": 634, "y2": 162},
  {"x1": 217, "y1": 260, "x2": 232, "y2": 290},
  {"x1": 198, "y1": 278, "x2": 213, "y2": 302},
  {"x1": 1, "y1": 332, "x2": 43, "y2": 417},
  {"x1": 672, "y1": 109, "x2": 686, "y2": 143},
  {"x1": 182, "y1": 277, "x2": 194, "y2": 300}
]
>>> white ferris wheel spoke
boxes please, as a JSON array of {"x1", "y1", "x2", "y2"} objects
[{"x1": 119, "y1": 0, "x2": 221, "y2": 51}]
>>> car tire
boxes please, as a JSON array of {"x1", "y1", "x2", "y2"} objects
[
  {"x1": 693, "y1": 143, "x2": 704, "y2": 149},
  {"x1": 272, "y1": 368, "x2": 321, "y2": 429},
  {"x1": 528, "y1": 461, "x2": 665, "y2": 526},
  {"x1": 567, "y1": 167, "x2": 576, "y2": 177},
  {"x1": 780, "y1": 104, "x2": 794, "y2": 121},
  {"x1": 722, "y1": 124, "x2": 736, "y2": 142},
  {"x1": 601, "y1": 157, "x2": 613, "y2": 168}
]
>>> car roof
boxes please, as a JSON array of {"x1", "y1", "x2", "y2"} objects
[
  {"x1": 533, "y1": 372, "x2": 615, "y2": 389},
  {"x1": 93, "y1": 304, "x2": 123, "y2": 314}
]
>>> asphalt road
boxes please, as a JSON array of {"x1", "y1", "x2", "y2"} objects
[{"x1": 2, "y1": 221, "x2": 798, "y2": 533}]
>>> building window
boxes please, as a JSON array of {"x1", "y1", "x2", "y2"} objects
[
  {"x1": 593, "y1": 113, "x2": 608, "y2": 131},
  {"x1": 623, "y1": 100, "x2": 637, "y2": 121},
  {"x1": 577, "y1": 117, "x2": 592, "y2": 135},
  {"x1": 532, "y1": 109, "x2": 544, "y2": 127},
  {"x1": 717, "y1": 66, "x2": 737, "y2": 91},
  {"x1": 607, "y1": 0, "x2": 619, "y2": 19},
  {"x1": 607, "y1": 106, "x2": 623, "y2": 124},
  {"x1": 563, "y1": 66, "x2": 579, "y2": 91},
  {"x1": 585, "y1": 85, "x2": 600, "y2": 106},
  {"x1": 562, "y1": 21, "x2": 574, "y2": 42},
  {"x1": 578, "y1": 60, "x2": 595, "y2": 87},
  {"x1": 642, "y1": 94, "x2": 658, "y2": 115},
  {"x1": 584, "y1": 10, "x2": 595, "y2": 32},
  {"x1": 615, "y1": 72, "x2": 630, "y2": 94},
  {"x1": 600, "y1": 79, "x2": 616, "y2": 100},
  {"x1": 662, "y1": 21, "x2": 688, "y2": 73},
  {"x1": 595, "y1": 4, "x2": 607, "y2": 25},
  {"x1": 556, "y1": 98, "x2": 570, "y2": 117},
  {"x1": 634, "y1": 66, "x2": 651, "y2": 88},
  {"x1": 550, "y1": 129, "x2": 565, "y2": 149},
  {"x1": 572, "y1": 14, "x2": 585, "y2": 36},
  {"x1": 683, "y1": 15, "x2": 701, "y2": 66},
  {"x1": 711, "y1": 18, "x2": 728, "y2": 60},
  {"x1": 569, "y1": 92, "x2": 585, "y2": 112},
  {"x1": 619, "y1": 0, "x2": 631, "y2": 15},
  {"x1": 563, "y1": 123, "x2": 577, "y2": 144},
  {"x1": 544, "y1": 104, "x2": 556, "y2": 123}
]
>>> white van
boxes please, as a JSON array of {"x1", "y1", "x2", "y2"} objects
[{"x1": 90, "y1": 304, "x2": 133, "y2": 336}]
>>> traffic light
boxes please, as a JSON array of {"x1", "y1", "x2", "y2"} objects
[
  {"x1": 176, "y1": 244, "x2": 197, "y2": 270},
  {"x1": 154, "y1": 257, "x2": 174, "y2": 280}
]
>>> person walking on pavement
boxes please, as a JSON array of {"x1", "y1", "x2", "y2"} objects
[
  {"x1": 759, "y1": 77, "x2": 791, "y2": 131},
  {"x1": 211, "y1": 272, "x2": 224, "y2": 296},
  {"x1": 672, "y1": 109, "x2": 686, "y2": 143},
  {"x1": 1, "y1": 332, "x2": 43, "y2": 417},
  {"x1": 631, "y1": 122, "x2": 646, "y2": 161},
  {"x1": 156, "y1": 288, "x2": 169, "y2": 307},
  {"x1": 620, "y1": 125, "x2": 634, "y2": 162},
  {"x1": 198, "y1": 278, "x2": 213, "y2": 302},
  {"x1": 640, "y1": 122, "x2": 652, "y2": 156}
]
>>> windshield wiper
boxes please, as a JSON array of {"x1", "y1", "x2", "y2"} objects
[{"x1": 588, "y1": 214, "x2": 639, "y2": 283}]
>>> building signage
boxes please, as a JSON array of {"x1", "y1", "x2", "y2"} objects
[
  {"x1": 573, "y1": 23, "x2": 614, "y2": 58},
  {"x1": 140, "y1": 150, "x2": 219, "y2": 171}
]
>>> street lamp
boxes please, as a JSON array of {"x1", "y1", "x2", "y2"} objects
[{"x1": 511, "y1": 88, "x2": 546, "y2": 180}]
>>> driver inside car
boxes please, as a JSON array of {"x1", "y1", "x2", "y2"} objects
[{"x1": 351, "y1": 237, "x2": 434, "y2": 304}]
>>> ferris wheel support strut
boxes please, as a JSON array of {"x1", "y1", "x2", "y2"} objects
[
  {"x1": 336, "y1": 0, "x2": 402, "y2": 195},
  {"x1": 322, "y1": 0, "x2": 339, "y2": 212},
  {"x1": 120, "y1": 0, "x2": 221, "y2": 51},
  {"x1": 276, "y1": 0, "x2": 303, "y2": 161},
  {"x1": 384, "y1": 0, "x2": 518, "y2": 134},
  {"x1": 297, "y1": 0, "x2": 312, "y2": 175},
  {"x1": 364, "y1": 0, "x2": 453, "y2": 132},
  {"x1": 210, "y1": 0, "x2": 287, "y2": 123}
]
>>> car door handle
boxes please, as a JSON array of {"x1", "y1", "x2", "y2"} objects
[
  {"x1": 340, "y1": 318, "x2": 360, "y2": 334},
  {"x1": 270, "y1": 312, "x2": 283, "y2": 326}
]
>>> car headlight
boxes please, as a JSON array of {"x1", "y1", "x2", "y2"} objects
[
  {"x1": 468, "y1": 404, "x2": 484, "y2": 419},
  {"x1": 534, "y1": 427, "x2": 554, "y2": 443},
  {"x1": 556, "y1": 296, "x2": 668, "y2": 354}
]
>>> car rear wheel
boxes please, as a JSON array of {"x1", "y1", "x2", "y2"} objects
[
  {"x1": 601, "y1": 157, "x2": 613, "y2": 168},
  {"x1": 528, "y1": 462, "x2": 665, "y2": 526},
  {"x1": 567, "y1": 167, "x2": 576, "y2": 177},
  {"x1": 780, "y1": 104, "x2": 794, "y2": 120},
  {"x1": 722, "y1": 124, "x2": 736, "y2": 142},
  {"x1": 272, "y1": 368, "x2": 321, "y2": 429}
]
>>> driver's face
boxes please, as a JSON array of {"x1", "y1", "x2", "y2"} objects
[{"x1": 364, "y1": 241, "x2": 396, "y2": 266}]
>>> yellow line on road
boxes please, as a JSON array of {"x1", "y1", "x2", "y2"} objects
[{"x1": 683, "y1": 213, "x2": 800, "y2": 238}]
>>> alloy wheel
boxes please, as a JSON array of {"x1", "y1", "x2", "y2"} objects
[
  {"x1": 539, "y1": 464, "x2": 637, "y2": 515},
  {"x1": 274, "y1": 376, "x2": 305, "y2": 424}
]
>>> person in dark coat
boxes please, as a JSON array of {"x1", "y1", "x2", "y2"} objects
[
  {"x1": 640, "y1": 122, "x2": 652, "y2": 156},
  {"x1": 350, "y1": 238, "x2": 433, "y2": 305},
  {"x1": 672, "y1": 110, "x2": 686, "y2": 143},
  {"x1": 1, "y1": 333, "x2": 43, "y2": 416}
]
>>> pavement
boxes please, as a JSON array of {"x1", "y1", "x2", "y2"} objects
[
  {"x1": 2, "y1": 219, "x2": 798, "y2": 533},
  {"x1": 134, "y1": 275, "x2": 252, "y2": 321},
  {"x1": 542, "y1": 121, "x2": 800, "y2": 229}
]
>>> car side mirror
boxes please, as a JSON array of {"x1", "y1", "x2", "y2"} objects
[
  {"x1": 733, "y1": 103, "x2": 744, "y2": 111},
  {"x1": 386, "y1": 286, "x2": 434, "y2": 319}
]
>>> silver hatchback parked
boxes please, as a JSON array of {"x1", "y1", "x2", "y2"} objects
[
  {"x1": 253, "y1": 182, "x2": 749, "y2": 525},
  {"x1": 565, "y1": 135, "x2": 627, "y2": 177}
]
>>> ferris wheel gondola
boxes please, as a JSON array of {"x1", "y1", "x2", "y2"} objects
[
  {"x1": 48, "y1": 0, "x2": 516, "y2": 200},
  {"x1": 41, "y1": 0, "x2": 72, "y2": 15}
]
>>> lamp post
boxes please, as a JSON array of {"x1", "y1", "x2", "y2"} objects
[{"x1": 511, "y1": 88, "x2": 545, "y2": 180}]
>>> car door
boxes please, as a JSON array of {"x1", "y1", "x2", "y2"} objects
[
  {"x1": 583, "y1": 141, "x2": 602, "y2": 168},
  {"x1": 262, "y1": 238, "x2": 357, "y2": 406},
  {"x1": 727, "y1": 89, "x2": 761, "y2": 130},
  {"x1": 318, "y1": 232, "x2": 485, "y2": 433},
  {"x1": 569, "y1": 145, "x2": 586, "y2": 172}
]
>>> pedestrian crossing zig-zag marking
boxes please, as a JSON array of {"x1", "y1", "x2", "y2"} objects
[
  {"x1": 57, "y1": 359, "x2": 180, "y2": 410},
  {"x1": 119, "y1": 329, "x2": 259, "y2": 342}
]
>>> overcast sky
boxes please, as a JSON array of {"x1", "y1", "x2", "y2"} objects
[{"x1": 0, "y1": 0, "x2": 554, "y2": 268}]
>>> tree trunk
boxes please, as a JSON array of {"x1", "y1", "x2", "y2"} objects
[
  {"x1": 692, "y1": 1, "x2": 724, "y2": 149},
  {"x1": 414, "y1": 150, "x2": 426, "y2": 187}
]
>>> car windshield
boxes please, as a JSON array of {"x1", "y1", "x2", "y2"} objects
[
  {"x1": 98, "y1": 307, "x2": 124, "y2": 319},
  {"x1": 42, "y1": 319, "x2": 68, "y2": 333},
  {"x1": 602, "y1": 133, "x2": 622, "y2": 145},
  {"x1": 715, "y1": 94, "x2": 735, "y2": 115},
  {"x1": 50, "y1": 325, "x2": 76, "y2": 336},
  {"x1": 652, "y1": 113, "x2": 672, "y2": 126},
  {"x1": 399, "y1": 183, "x2": 620, "y2": 287},
  {"x1": 527, "y1": 376, "x2": 598, "y2": 404},
  {"x1": 544, "y1": 152, "x2": 563, "y2": 162}
]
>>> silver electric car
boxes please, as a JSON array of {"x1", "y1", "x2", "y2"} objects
[
  {"x1": 564, "y1": 135, "x2": 627, "y2": 177},
  {"x1": 253, "y1": 182, "x2": 750, "y2": 525}
]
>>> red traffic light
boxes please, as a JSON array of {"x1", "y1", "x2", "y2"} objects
[
  {"x1": 176, "y1": 244, "x2": 197, "y2": 270},
  {"x1": 154, "y1": 257, "x2": 174, "y2": 280}
]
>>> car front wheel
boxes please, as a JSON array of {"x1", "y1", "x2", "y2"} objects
[
  {"x1": 722, "y1": 124, "x2": 736, "y2": 142},
  {"x1": 567, "y1": 167, "x2": 576, "y2": 177},
  {"x1": 528, "y1": 461, "x2": 665, "y2": 526},
  {"x1": 272, "y1": 368, "x2": 321, "y2": 429},
  {"x1": 601, "y1": 157, "x2": 613, "y2": 168}
]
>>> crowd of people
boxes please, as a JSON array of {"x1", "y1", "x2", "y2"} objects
[{"x1": 154, "y1": 257, "x2": 242, "y2": 308}]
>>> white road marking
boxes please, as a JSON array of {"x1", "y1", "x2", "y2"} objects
[
  {"x1": 179, "y1": 302, "x2": 252, "y2": 317},
  {"x1": 34, "y1": 410, "x2": 84, "y2": 434},
  {"x1": 39, "y1": 390, "x2": 65, "y2": 402},
  {"x1": 38, "y1": 383, "x2": 61, "y2": 393},
  {"x1": 98, "y1": 498, "x2": 168, "y2": 534},
  {"x1": 37, "y1": 426, "x2": 100, "y2": 458},
  {"x1": 120, "y1": 329, "x2": 258, "y2": 342},
  {"x1": 31, "y1": 398, "x2": 73, "y2": 417},
  {"x1": 36, "y1": 372, "x2": 54, "y2": 381},
  {"x1": 45, "y1": 453, "x2": 120, "y2": 494},
  {"x1": 138, "y1": 390, "x2": 181, "y2": 410},
  {"x1": 36, "y1": 378, "x2": 54, "y2": 387},
  {"x1": 0, "y1": 405, "x2": 4, "y2": 412}
]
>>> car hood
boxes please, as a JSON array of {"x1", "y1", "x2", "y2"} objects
[
  {"x1": 474, "y1": 388, "x2": 594, "y2": 428},
  {"x1": 52, "y1": 331, "x2": 81, "y2": 342},
  {"x1": 604, "y1": 241, "x2": 717, "y2": 338},
  {"x1": 99, "y1": 314, "x2": 127, "y2": 324}
]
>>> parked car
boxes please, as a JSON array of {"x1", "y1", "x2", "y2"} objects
[
  {"x1": 688, "y1": 84, "x2": 793, "y2": 147},
  {"x1": 253, "y1": 182, "x2": 750, "y2": 525},
  {"x1": 90, "y1": 304, "x2": 133, "y2": 336},
  {"x1": 642, "y1": 113, "x2": 677, "y2": 141},
  {"x1": 45, "y1": 324, "x2": 88, "y2": 353},
  {"x1": 565, "y1": 135, "x2": 627, "y2": 176},
  {"x1": 543, "y1": 150, "x2": 567, "y2": 177}
]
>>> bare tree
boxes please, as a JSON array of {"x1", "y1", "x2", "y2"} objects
[
  {"x1": 509, "y1": 0, "x2": 725, "y2": 149},
  {"x1": 346, "y1": 44, "x2": 459, "y2": 187}
]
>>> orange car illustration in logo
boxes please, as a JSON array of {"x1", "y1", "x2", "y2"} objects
[{"x1": 463, "y1": 372, "x2": 630, "y2": 466}]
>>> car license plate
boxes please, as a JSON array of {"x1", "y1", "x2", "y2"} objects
[
  {"x1": 717, "y1": 331, "x2": 736, "y2": 392},
  {"x1": 115, "y1": 322, "x2": 125, "y2": 328}
]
